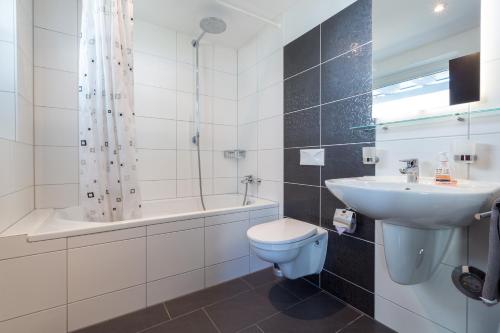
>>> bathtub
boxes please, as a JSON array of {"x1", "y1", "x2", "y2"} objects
[{"x1": 27, "y1": 194, "x2": 279, "y2": 241}]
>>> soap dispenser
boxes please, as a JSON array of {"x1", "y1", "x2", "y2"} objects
[{"x1": 435, "y1": 152, "x2": 452, "y2": 183}]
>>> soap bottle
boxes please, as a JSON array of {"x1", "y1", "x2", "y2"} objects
[{"x1": 435, "y1": 152, "x2": 452, "y2": 183}]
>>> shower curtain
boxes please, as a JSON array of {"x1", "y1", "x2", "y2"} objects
[{"x1": 78, "y1": 0, "x2": 142, "y2": 221}]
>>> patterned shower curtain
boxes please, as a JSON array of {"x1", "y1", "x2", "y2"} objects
[{"x1": 78, "y1": 0, "x2": 142, "y2": 221}]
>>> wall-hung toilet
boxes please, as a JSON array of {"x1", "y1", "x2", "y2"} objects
[{"x1": 247, "y1": 218, "x2": 328, "y2": 279}]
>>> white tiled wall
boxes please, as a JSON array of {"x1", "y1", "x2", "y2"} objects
[
  {"x1": 237, "y1": 25, "x2": 284, "y2": 216},
  {"x1": 374, "y1": 1, "x2": 500, "y2": 332},
  {"x1": 32, "y1": 1, "x2": 239, "y2": 208},
  {"x1": 0, "y1": 0, "x2": 34, "y2": 233}
]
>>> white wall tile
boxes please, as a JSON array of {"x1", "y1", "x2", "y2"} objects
[
  {"x1": 176, "y1": 33, "x2": 195, "y2": 65},
  {"x1": 15, "y1": 95, "x2": 33, "y2": 144},
  {"x1": 0, "y1": 251, "x2": 66, "y2": 321},
  {"x1": 213, "y1": 125, "x2": 237, "y2": 151},
  {"x1": 35, "y1": 183, "x2": 78, "y2": 208},
  {"x1": 205, "y1": 220, "x2": 249, "y2": 266},
  {"x1": 147, "y1": 228, "x2": 204, "y2": 281},
  {"x1": 214, "y1": 46, "x2": 237, "y2": 74},
  {"x1": 0, "y1": 0, "x2": 14, "y2": 42},
  {"x1": 134, "y1": 20, "x2": 176, "y2": 60},
  {"x1": 16, "y1": 46, "x2": 33, "y2": 102},
  {"x1": 68, "y1": 285, "x2": 146, "y2": 332},
  {"x1": 238, "y1": 39, "x2": 257, "y2": 74},
  {"x1": 34, "y1": 0, "x2": 77, "y2": 35},
  {"x1": 238, "y1": 67, "x2": 257, "y2": 99},
  {"x1": 34, "y1": 27, "x2": 77, "y2": 72},
  {"x1": 140, "y1": 180, "x2": 176, "y2": 201},
  {"x1": 258, "y1": 116, "x2": 283, "y2": 150},
  {"x1": 0, "y1": 187, "x2": 34, "y2": 232},
  {"x1": 0, "y1": 139, "x2": 13, "y2": 197},
  {"x1": 257, "y1": 25, "x2": 283, "y2": 62},
  {"x1": 34, "y1": 67, "x2": 77, "y2": 109},
  {"x1": 238, "y1": 94, "x2": 259, "y2": 125},
  {"x1": 213, "y1": 153, "x2": 237, "y2": 178},
  {"x1": 0, "y1": 92, "x2": 15, "y2": 140},
  {"x1": 35, "y1": 146, "x2": 78, "y2": 185},
  {"x1": 135, "y1": 84, "x2": 176, "y2": 120},
  {"x1": 205, "y1": 256, "x2": 250, "y2": 287},
  {"x1": 213, "y1": 178, "x2": 238, "y2": 194},
  {"x1": 137, "y1": 149, "x2": 176, "y2": 181},
  {"x1": 176, "y1": 150, "x2": 213, "y2": 180},
  {"x1": 258, "y1": 49, "x2": 283, "y2": 90},
  {"x1": 257, "y1": 180, "x2": 283, "y2": 217},
  {"x1": 12, "y1": 141, "x2": 33, "y2": 191},
  {"x1": 0, "y1": 41, "x2": 15, "y2": 92},
  {"x1": 0, "y1": 306, "x2": 66, "y2": 333},
  {"x1": 35, "y1": 107, "x2": 78, "y2": 146},
  {"x1": 481, "y1": 0, "x2": 500, "y2": 63},
  {"x1": 258, "y1": 149, "x2": 283, "y2": 181},
  {"x1": 238, "y1": 150, "x2": 258, "y2": 178},
  {"x1": 177, "y1": 121, "x2": 212, "y2": 151},
  {"x1": 177, "y1": 91, "x2": 212, "y2": 123},
  {"x1": 16, "y1": 0, "x2": 33, "y2": 58},
  {"x1": 68, "y1": 237, "x2": 146, "y2": 302},
  {"x1": 259, "y1": 82, "x2": 283, "y2": 120},
  {"x1": 176, "y1": 178, "x2": 213, "y2": 198},
  {"x1": 136, "y1": 117, "x2": 176, "y2": 150},
  {"x1": 214, "y1": 71, "x2": 237, "y2": 100},
  {"x1": 146, "y1": 269, "x2": 204, "y2": 306},
  {"x1": 238, "y1": 122, "x2": 258, "y2": 151},
  {"x1": 135, "y1": 52, "x2": 176, "y2": 90},
  {"x1": 213, "y1": 97, "x2": 236, "y2": 126}
]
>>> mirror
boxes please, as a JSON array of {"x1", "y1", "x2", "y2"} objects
[{"x1": 373, "y1": 0, "x2": 481, "y2": 122}]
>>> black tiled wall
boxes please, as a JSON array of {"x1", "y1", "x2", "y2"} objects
[{"x1": 283, "y1": 0, "x2": 376, "y2": 316}]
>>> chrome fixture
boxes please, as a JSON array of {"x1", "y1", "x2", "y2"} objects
[
  {"x1": 399, "y1": 158, "x2": 419, "y2": 183},
  {"x1": 191, "y1": 17, "x2": 227, "y2": 211},
  {"x1": 224, "y1": 150, "x2": 246, "y2": 160},
  {"x1": 241, "y1": 175, "x2": 261, "y2": 206}
]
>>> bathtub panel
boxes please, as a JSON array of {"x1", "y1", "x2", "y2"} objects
[
  {"x1": 147, "y1": 217, "x2": 204, "y2": 236},
  {"x1": 250, "y1": 207, "x2": 279, "y2": 219},
  {"x1": 205, "y1": 256, "x2": 250, "y2": 287},
  {"x1": 205, "y1": 220, "x2": 250, "y2": 266},
  {"x1": 68, "y1": 237, "x2": 146, "y2": 302},
  {"x1": 0, "y1": 251, "x2": 67, "y2": 321},
  {"x1": 0, "y1": 306, "x2": 66, "y2": 333},
  {"x1": 68, "y1": 284, "x2": 146, "y2": 332},
  {"x1": 204, "y1": 211, "x2": 249, "y2": 227},
  {"x1": 147, "y1": 269, "x2": 205, "y2": 306},
  {"x1": 68, "y1": 226, "x2": 146, "y2": 248},
  {"x1": 147, "y1": 228, "x2": 204, "y2": 281}
]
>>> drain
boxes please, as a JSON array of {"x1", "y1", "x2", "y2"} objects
[{"x1": 452, "y1": 265, "x2": 485, "y2": 300}]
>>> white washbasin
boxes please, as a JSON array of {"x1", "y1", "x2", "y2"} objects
[{"x1": 325, "y1": 176, "x2": 500, "y2": 228}]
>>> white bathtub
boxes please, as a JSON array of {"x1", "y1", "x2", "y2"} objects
[{"x1": 28, "y1": 194, "x2": 278, "y2": 241}]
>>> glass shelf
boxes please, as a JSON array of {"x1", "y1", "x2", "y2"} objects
[{"x1": 351, "y1": 107, "x2": 500, "y2": 131}]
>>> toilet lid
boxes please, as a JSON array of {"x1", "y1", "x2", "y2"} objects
[{"x1": 247, "y1": 218, "x2": 318, "y2": 245}]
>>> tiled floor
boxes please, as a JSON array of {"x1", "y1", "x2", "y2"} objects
[{"x1": 74, "y1": 268, "x2": 395, "y2": 333}]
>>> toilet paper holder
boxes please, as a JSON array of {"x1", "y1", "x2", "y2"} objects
[{"x1": 333, "y1": 208, "x2": 357, "y2": 234}]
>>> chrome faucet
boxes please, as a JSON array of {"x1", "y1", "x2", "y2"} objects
[
  {"x1": 399, "y1": 159, "x2": 419, "y2": 183},
  {"x1": 241, "y1": 175, "x2": 261, "y2": 185}
]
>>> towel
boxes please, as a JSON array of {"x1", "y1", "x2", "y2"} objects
[{"x1": 481, "y1": 198, "x2": 500, "y2": 305}]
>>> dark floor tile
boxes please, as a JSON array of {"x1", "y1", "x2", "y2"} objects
[
  {"x1": 206, "y1": 283, "x2": 299, "y2": 333},
  {"x1": 278, "y1": 278, "x2": 321, "y2": 300},
  {"x1": 321, "y1": 143, "x2": 375, "y2": 183},
  {"x1": 284, "y1": 183, "x2": 320, "y2": 225},
  {"x1": 340, "y1": 315, "x2": 396, "y2": 333},
  {"x1": 242, "y1": 268, "x2": 282, "y2": 289},
  {"x1": 284, "y1": 148, "x2": 321, "y2": 186},
  {"x1": 321, "y1": 43, "x2": 372, "y2": 104},
  {"x1": 303, "y1": 274, "x2": 320, "y2": 287},
  {"x1": 165, "y1": 278, "x2": 251, "y2": 318},
  {"x1": 324, "y1": 230, "x2": 374, "y2": 291},
  {"x1": 142, "y1": 310, "x2": 218, "y2": 333},
  {"x1": 73, "y1": 304, "x2": 169, "y2": 333},
  {"x1": 284, "y1": 66, "x2": 320, "y2": 113},
  {"x1": 259, "y1": 292, "x2": 360, "y2": 333},
  {"x1": 284, "y1": 26, "x2": 320, "y2": 79},
  {"x1": 321, "y1": 0, "x2": 372, "y2": 62},
  {"x1": 239, "y1": 325, "x2": 264, "y2": 333},
  {"x1": 321, "y1": 94, "x2": 374, "y2": 145},
  {"x1": 284, "y1": 107, "x2": 320, "y2": 148},
  {"x1": 321, "y1": 187, "x2": 375, "y2": 242},
  {"x1": 321, "y1": 270, "x2": 374, "y2": 317}
]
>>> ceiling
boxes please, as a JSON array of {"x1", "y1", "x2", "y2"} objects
[
  {"x1": 134, "y1": 0, "x2": 300, "y2": 48},
  {"x1": 373, "y1": 0, "x2": 481, "y2": 61}
]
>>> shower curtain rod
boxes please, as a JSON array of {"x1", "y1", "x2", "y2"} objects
[{"x1": 215, "y1": 0, "x2": 282, "y2": 29}]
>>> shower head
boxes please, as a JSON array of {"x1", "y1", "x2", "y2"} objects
[{"x1": 200, "y1": 17, "x2": 227, "y2": 34}]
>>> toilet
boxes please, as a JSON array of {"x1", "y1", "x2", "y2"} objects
[{"x1": 247, "y1": 218, "x2": 328, "y2": 279}]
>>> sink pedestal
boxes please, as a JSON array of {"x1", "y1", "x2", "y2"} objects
[{"x1": 383, "y1": 222, "x2": 454, "y2": 285}]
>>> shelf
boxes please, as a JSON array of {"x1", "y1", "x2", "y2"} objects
[{"x1": 350, "y1": 107, "x2": 500, "y2": 131}]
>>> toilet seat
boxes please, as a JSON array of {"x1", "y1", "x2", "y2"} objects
[{"x1": 247, "y1": 218, "x2": 318, "y2": 245}]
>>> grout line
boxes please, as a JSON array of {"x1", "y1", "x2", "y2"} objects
[
  {"x1": 33, "y1": 25, "x2": 78, "y2": 38},
  {"x1": 162, "y1": 303, "x2": 172, "y2": 320},
  {"x1": 255, "y1": 324, "x2": 265, "y2": 333},
  {"x1": 322, "y1": 269, "x2": 374, "y2": 295},
  {"x1": 335, "y1": 313, "x2": 365, "y2": 333},
  {"x1": 202, "y1": 307, "x2": 222, "y2": 333}
]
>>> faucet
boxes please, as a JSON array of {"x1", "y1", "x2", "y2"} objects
[
  {"x1": 399, "y1": 159, "x2": 419, "y2": 183},
  {"x1": 241, "y1": 175, "x2": 261, "y2": 185}
]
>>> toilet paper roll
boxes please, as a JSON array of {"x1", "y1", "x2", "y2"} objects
[{"x1": 333, "y1": 209, "x2": 356, "y2": 235}]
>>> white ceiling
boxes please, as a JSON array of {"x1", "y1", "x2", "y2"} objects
[
  {"x1": 374, "y1": 0, "x2": 481, "y2": 61},
  {"x1": 134, "y1": 0, "x2": 300, "y2": 48}
]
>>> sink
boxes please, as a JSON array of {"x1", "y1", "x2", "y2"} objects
[
  {"x1": 325, "y1": 176, "x2": 500, "y2": 285},
  {"x1": 325, "y1": 176, "x2": 500, "y2": 228}
]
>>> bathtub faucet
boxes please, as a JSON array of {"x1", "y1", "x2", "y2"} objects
[{"x1": 241, "y1": 175, "x2": 261, "y2": 185}]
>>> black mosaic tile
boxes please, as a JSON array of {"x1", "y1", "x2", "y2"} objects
[
  {"x1": 284, "y1": 66, "x2": 320, "y2": 113},
  {"x1": 73, "y1": 305, "x2": 169, "y2": 333},
  {"x1": 284, "y1": 148, "x2": 321, "y2": 186},
  {"x1": 284, "y1": 25, "x2": 320, "y2": 79},
  {"x1": 321, "y1": 43, "x2": 372, "y2": 104},
  {"x1": 340, "y1": 315, "x2": 397, "y2": 333},
  {"x1": 165, "y1": 278, "x2": 250, "y2": 318},
  {"x1": 321, "y1": 143, "x2": 375, "y2": 183},
  {"x1": 259, "y1": 292, "x2": 360, "y2": 333},
  {"x1": 321, "y1": 270, "x2": 374, "y2": 317},
  {"x1": 284, "y1": 183, "x2": 321, "y2": 225},
  {"x1": 284, "y1": 107, "x2": 320, "y2": 148},
  {"x1": 321, "y1": 187, "x2": 375, "y2": 242},
  {"x1": 324, "y1": 230, "x2": 374, "y2": 291},
  {"x1": 321, "y1": 93, "x2": 374, "y2": 145},
  {"x1": 142, "y1": 310, "x2": 218, "y2": 333},
  {"x1": 321, "y1": 0, "x2": 372, "y2": 62}
]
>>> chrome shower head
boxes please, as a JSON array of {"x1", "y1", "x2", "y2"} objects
[{"x1": 200, "y1": 17, "x2": 227, "y2": 34}]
